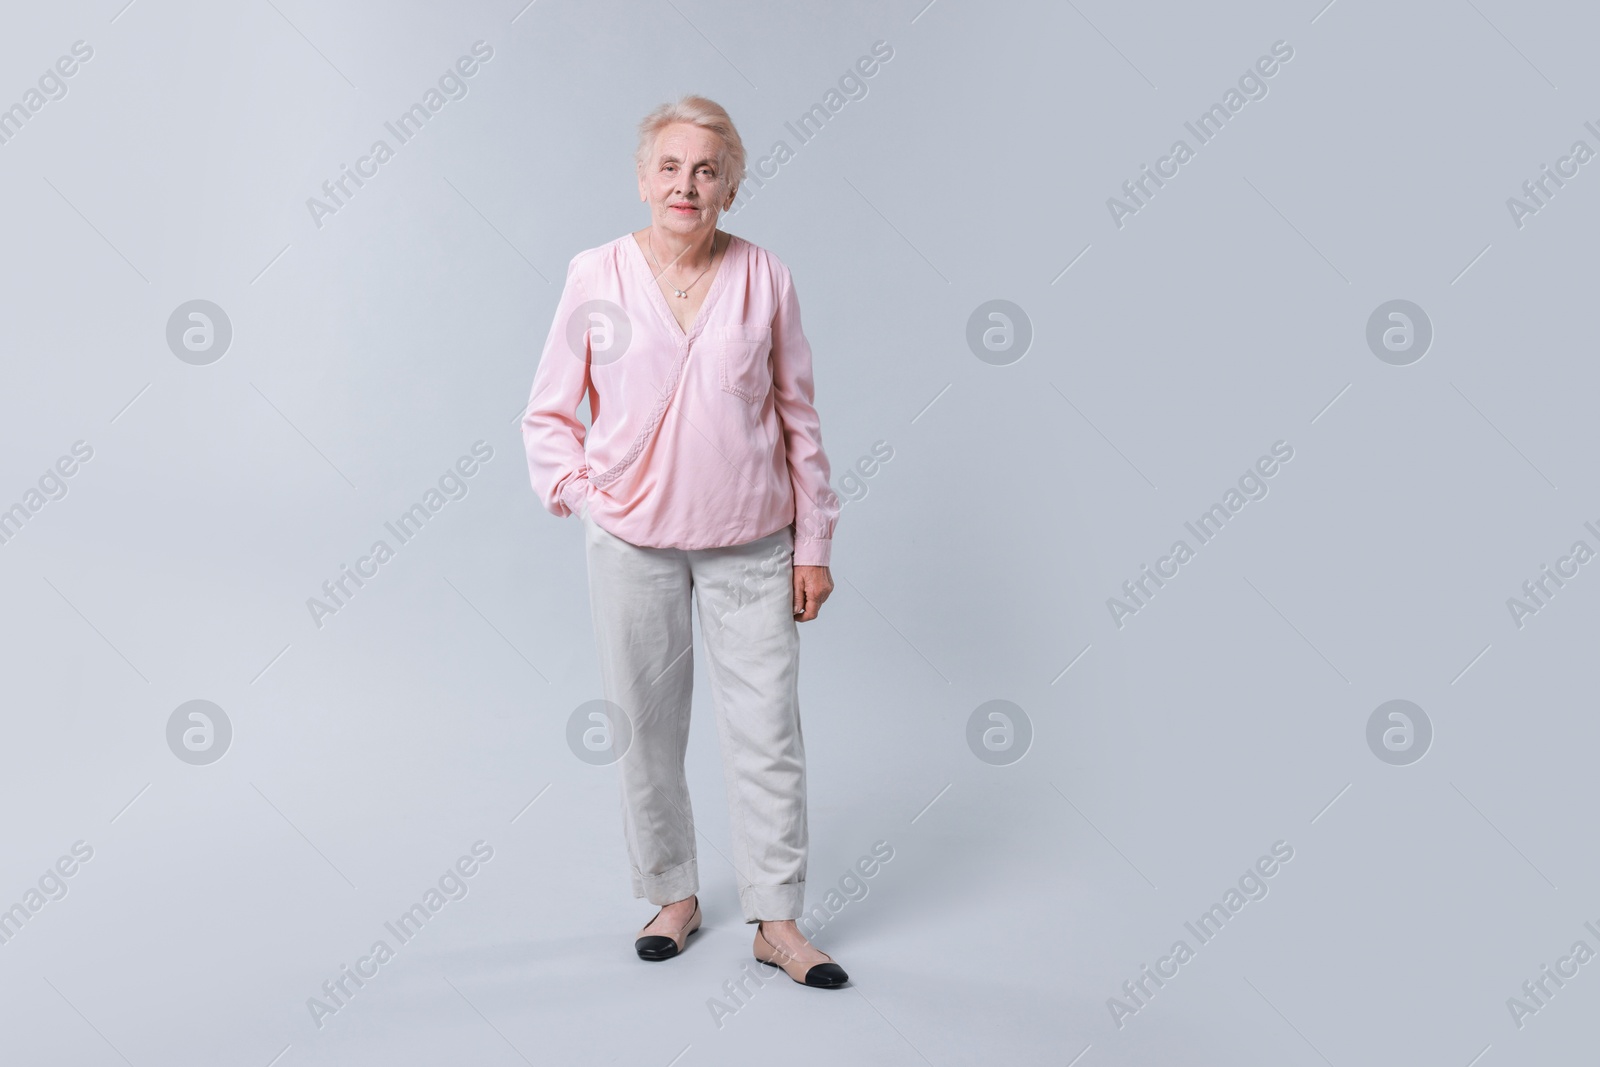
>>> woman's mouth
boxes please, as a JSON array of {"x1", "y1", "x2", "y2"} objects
[{"x1": 671, "y1": 204, "x2": 697, "y2": 214}]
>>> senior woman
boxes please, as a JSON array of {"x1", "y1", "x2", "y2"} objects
[{"x1": 520, "y1": 96, "x2": 846, "y2": 988}]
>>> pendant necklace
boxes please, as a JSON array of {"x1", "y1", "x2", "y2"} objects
[{"x1": 648, "y1": 229, "x2": 719, "y2": 298}]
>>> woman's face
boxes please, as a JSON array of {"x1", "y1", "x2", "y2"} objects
[{"x1": 638, "y1": 122, "x2": 735, "y2": 235}]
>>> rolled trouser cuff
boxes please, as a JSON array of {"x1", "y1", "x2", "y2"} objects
[
  {"x1": 740, "y1": 881, "x2": 806, "y2": 923},
  {"x1": 633, "y1": 855, "x2": 699, "y2": 905}
]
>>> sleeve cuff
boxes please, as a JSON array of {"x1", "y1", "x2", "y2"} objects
[
  {"x1": 559, "y1": 476, "x2": 590, "y2": 516},
  {"x1": 793, "y1": 538, "x2": 831, "y2": 567}
]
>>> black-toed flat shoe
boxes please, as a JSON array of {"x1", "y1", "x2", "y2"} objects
[
  {"x1": 634, "y1": 897, "x2": 701, "y2": 961},
  {"x1": 753, "y1": 923, "x2": 849, "y2": 987}
]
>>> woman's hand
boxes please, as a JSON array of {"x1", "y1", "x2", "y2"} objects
[{"x1": 792, "y1": 565, "x2": 833, "y2": 622}]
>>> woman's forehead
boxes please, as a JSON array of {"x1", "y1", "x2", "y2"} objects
[{"x1": 652, "y1": 124, "x2": 722, "y2": 161}]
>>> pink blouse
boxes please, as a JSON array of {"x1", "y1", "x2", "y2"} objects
[{"x1": 521, "y1": 232, "x2": 838, "y2": 566}]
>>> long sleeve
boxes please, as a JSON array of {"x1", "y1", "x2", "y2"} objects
[
  {"x1": 522, "y1": 254, "x2": 594, "y2": 517},
  {"x1": 769, "y1": 266, "x2": 838, "y2": 566}
]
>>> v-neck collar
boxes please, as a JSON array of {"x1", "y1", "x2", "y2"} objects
[{"x1": 626, "y1": 228, "x2": 738, "y2": 345}]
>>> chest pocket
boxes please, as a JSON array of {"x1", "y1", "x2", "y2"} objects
[{"x1": 709, "y1": 324, "x2": 773, "y2": 404}]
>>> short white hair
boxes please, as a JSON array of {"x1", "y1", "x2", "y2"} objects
[{"x1": 635, "y1": 94, "x2": 746, "y2": 191}]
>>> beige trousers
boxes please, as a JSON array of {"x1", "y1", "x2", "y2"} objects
[{"x1": 582, "y1": 507, "x2": 809, "y2": 922}]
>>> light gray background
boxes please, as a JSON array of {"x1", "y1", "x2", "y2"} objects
[{"x1": 2, "y1": 0, "x2": 1596, "y2": 1064}]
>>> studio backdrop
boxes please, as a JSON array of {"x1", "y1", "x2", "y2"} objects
[{"x1": 1, "y1": 1, "x2": 1597, "y2": 1065}]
